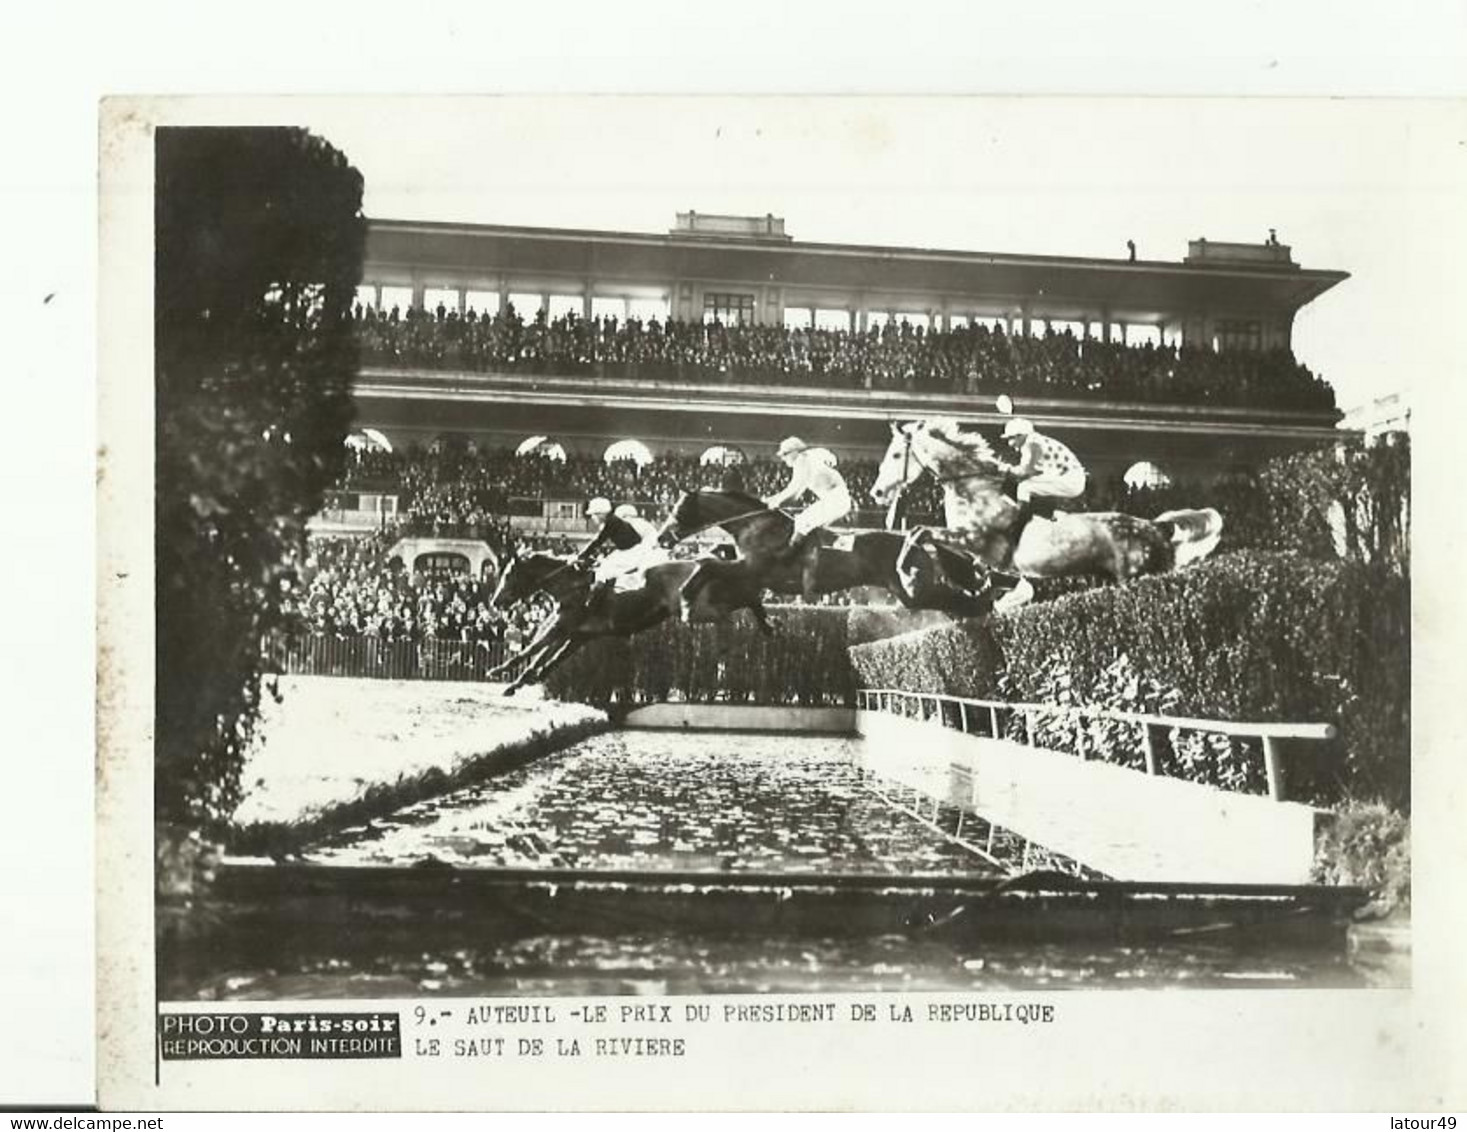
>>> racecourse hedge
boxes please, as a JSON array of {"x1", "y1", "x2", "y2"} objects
[
  {"x1": 849, "y1": 550, "x2": 1410, "y2": 809},
  {"x1": 544, "y1": 606, "x2": 856, "y2": 710}
]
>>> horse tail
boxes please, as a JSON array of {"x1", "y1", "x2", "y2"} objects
[{"x1": 1154, "y1": 508, "x2": 1224, "y2": 568}]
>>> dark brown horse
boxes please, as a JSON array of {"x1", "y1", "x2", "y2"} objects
[
  {"x1": 486, "y1": 550, "x2": 772, "y2": 694},
  {"x1": 654, "y1": 488, "x2": 1004, "y2": 619}
]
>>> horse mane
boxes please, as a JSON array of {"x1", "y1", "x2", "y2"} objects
[{"x1": 923, "y1": 417, "x2": 1000, "y2": 463}]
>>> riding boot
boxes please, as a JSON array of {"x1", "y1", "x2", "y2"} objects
[{"x1": 1030, "y1": 496, "x2": 1059, "y2": 521}]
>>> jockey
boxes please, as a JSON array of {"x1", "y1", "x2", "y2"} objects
[
  {"x1": 577, "y1": 498, "x2": 664, "y2": 616},
  {"x1": 765, "y1": 436, "x2": 854, "y2": 548},
  {"x1": 999, "y1": 417, "x2": 1087, "y2": 523}
]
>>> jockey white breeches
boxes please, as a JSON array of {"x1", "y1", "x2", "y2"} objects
[
  {"x1": 1017, "y1": 469, "x2": 1086, "y2": 503},
  {"x1": 790, "y1": 486, "x2": 854, "y2": 538},
  {"x1": 594, "y1": 542, "x2": 671, "y2": 589}
]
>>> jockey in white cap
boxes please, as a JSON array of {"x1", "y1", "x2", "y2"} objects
[
  {"x1": 999, "y1": 417, "x2": 1087, "y2": 523},
  {"x1": 578, "y1": 499, "x2": 668, "y2": 617},
  {"x1": 765, "y1": 436, "x2": 854, "y2": 548}
]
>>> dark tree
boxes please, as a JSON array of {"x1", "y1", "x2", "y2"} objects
[{"x1": 155, "y1": 127, "x2": 365, "y2": 834}]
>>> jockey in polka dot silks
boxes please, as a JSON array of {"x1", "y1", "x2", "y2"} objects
[
  {"x1": 1000, "y1": 417, "x2": 1087, "y2": 524},
  {"x1": 765, "y1": 436, "x2": 854, "y2": 548}
]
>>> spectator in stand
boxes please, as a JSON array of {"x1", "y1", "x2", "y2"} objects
[{"x1": 352, "y1": 302, "x2": 1335, "y2": 412}]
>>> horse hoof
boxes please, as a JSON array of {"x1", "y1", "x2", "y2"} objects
[{"x1": 502, "y1": 685, "x2": 519, "y2": 697}]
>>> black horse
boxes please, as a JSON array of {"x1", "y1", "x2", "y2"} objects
[
  {"x1": 487, "y1": 550, "x2": 773, "y2": 695},
  {"x1": 654, "y1": 489, "x2": 1003, "y2": 618}
]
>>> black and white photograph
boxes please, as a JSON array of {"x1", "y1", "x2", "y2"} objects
[{"x1": 86, "y1": 91, "x2": 1463, "y2": 1111}]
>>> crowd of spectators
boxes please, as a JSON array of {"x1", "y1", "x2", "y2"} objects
[
  {"x1": 283, "y1": 532, "x2": 546, "y2": 647},
  {"x1": 340, "y1": 444, "x2": 946, "y2": 532},
  {"x1": 354, "y1": 303, "x2": 1336, "y2": 412}
]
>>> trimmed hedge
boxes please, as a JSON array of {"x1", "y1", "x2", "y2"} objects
[
  {"x1": 545, "y1": 606, "x2": 856, "y2": 711},
  {"x1": 849, "y1": 550, "x2": 1409, "y2": 809}
]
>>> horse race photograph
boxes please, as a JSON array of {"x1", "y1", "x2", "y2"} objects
[{"x1": 93, "y1": 93, "x2": 1441, "y2": 1110}]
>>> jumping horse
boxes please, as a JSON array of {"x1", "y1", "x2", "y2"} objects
[
  {"x1": 654, "y1": 488, "x2": 1006, "y2": 620},
  {"x1": 870, "y1": 419, "x2": 1223, "y2": 606},
  {"x1": 485, "y1": 550, "x2": 772, "y2": 695}
]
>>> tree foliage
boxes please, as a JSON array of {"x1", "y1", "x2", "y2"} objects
[{"x1": 155, "y1": 127, "x2": 365, "y2": 831}]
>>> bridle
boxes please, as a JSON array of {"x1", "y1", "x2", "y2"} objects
[
  {"x1": 501, "y1": 553, "x2": 590, "y2": 604},
  {"x1": 891, "y1": 427, "x2": 1003, "y2": 495}
]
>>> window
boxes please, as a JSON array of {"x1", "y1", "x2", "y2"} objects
[
  {"x1": 1050, "y1": 319, "x2": 1086, "y2": 338},
  {"x1": 700, "y1": 444, "x2": 746, "y2": 466},
  {"x1": 378, "y1": 286, "x2": 413, "y2": 314},
  {"x1": 973, "y1": 316, "x2": 1008, "y2": 333},
  {"x1": 703, "y1": 292, "x2": 756, "y2": 326},
  {"x1": 547, "y1": 295, "x2": 582, "y2": 320},
  {"x1": 1127, "y1": 325, "x2": 1162, "y2": 347},
  {"x1": 591, "y1": 297, "x2": 627, "y2": 321},
  {"x1": 415, "y1": 553, "x2": 470, "y2": 576},
  {"x1": 516, "y1": 435, "x2": 567, "y2": 462},
  {"x1": 815, "y1": 309, "x2": 850, "y2": 331},
  {"x1": 895, "y1": 313, "x2": 929, "y2": 331},
  {"x1": 507, "y1": 292, "x2": 543, "y2": 318},
  {"x1": 783, "y1": 306, "x2": 813, "y2": 330},
  {"x1": 355, "y1": 284, "x2": 379, "y2": 310},
  {"x1": 423, "y1": 287, "x2": 459, "y2": 316},
  {"x1": 1123, "y1": 461, "x2": 1172, "y2": 490},
  {"x1": 464, "y1": 290, "x2": 499, "y2": 317},
  {"x1": 604, "y1": 439, "x2": 654, "y2": 467},
  {"x1": 627, "y1": 297, "x2": 670, "y2": 322},
  {"x1": 947, "y1": 314, "x2": 970, "y2": 330},
  {"x1": 1215, "y1": 319, "x2": 1262, "y2": 352},
  {"x1": 866, "y1": 311, "x2": 892, "y2": 330}
]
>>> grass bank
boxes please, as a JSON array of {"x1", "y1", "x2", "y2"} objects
[{"x1": 227, "y1": 676, "x2": 608, "y2": 855}]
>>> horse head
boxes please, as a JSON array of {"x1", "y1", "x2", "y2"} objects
[
  {"x1": 657, "y1": 488, "x2": 768, "y2": 547},
  {"x1": 870, "y1": 420, "x2": 927, "y2": 507},
  {"x1": 656, "y1": 490, "x2": 703, "y2": 547},
  {"x1": 871, "y1": 418, "x2": 1009, "y2": 507},
  {"x1": 491, "y1": 552, "x2": 577, "y2": 610}
]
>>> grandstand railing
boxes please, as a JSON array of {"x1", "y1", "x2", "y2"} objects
[
  {"x1": 269, "y1": 634, "x2": 529, "y2": 684},
  {"x1": 856, "y1": 688, "x2": 1335, "y2": 803}
]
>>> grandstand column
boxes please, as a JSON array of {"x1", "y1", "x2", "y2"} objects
[
  {"x1": 497, "y1": 280, "x2": 509, "y2": 317},
  {"x1": 411, "y1": 282, "x2": 426, "y2": 312},
  {"x1": 582, "y1": 280, "x2": 594, "y2": 320},
  {"x1": 1020, "y1": 302, "x2": 1032, "y2": 337}
]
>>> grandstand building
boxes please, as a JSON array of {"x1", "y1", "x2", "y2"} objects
[{"x1": 352, "y1": 213, "x2": 1347, "y2": 480}]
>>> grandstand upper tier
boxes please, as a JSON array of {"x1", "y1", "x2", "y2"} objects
[{"x1": 352, "y1": 214, "x2": 1349, "y2": 480}]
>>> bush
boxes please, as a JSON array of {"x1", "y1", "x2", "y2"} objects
[
  {"x1": 849, "y1": 550, "x2": 1409, "y2": 808},
  {"x1": 1124, "y1": 437, "x2": 1410, "y2": 574},
  {"x1": 156, "y1": 128, "x2": 365, "y2": 834},
  {"x1": 545, "y1": 606, "x2": 856, "y2": 711},
  {"x1": 1313, "y1": 800, "x2": 1410, "y2": 913}
]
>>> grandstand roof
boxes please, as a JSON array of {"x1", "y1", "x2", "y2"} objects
[{"x1": 365, "y1": 217, "x2": 1348, "y2": 323}]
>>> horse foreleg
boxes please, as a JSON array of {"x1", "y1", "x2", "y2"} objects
[
  {"x1": 498, "y1": 622, "x2": 570, "y2": 692},
  {"x1": 514, "y1": 637, "x2": 581, "y2": 689},
  {"x1": 487, "y1": 615, "x2": 564, "y2": 678}
]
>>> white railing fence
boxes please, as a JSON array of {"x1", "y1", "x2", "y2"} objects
[{"x1": 856, "y1": 688, "x2": 1335, "y2": 803}]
